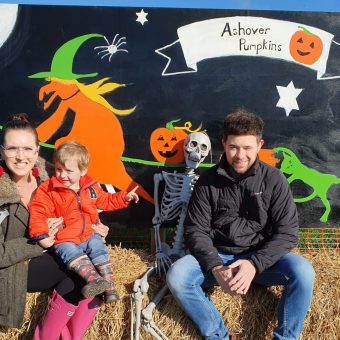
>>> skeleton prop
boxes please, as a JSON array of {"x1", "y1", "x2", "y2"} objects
[{"x1": 131, "y1": 132, "x2": 211, "y2": 340}]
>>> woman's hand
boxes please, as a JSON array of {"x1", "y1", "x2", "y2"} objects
[
  {"x1": 39, "y1": 217, "x2": 64, "y2": 249},
  {"x1": 38, "y1": 237, "x2": 55, "y2": 249},
  {"x1": 47, "y1": 217, "x2": 64, "y2": 237},
  {"x1": 125, "y1": 186, "x2": 139, "y2": 203},
  {"x1": 92, "y1": 220, "x2": 109, "y2": 243}
]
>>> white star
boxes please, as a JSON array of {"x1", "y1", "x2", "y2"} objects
[
  {"x1": 276, "y1": 81, "x2": 303, "y2": 117},
  {"x1": 136, "y1": 9, "x2": 148, "y2": 26}
]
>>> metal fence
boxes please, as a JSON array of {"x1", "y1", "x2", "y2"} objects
[{"x1": 107, "y1": 227, "x2": 340, "y2": 252}]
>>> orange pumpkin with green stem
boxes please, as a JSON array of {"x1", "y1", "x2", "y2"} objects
[
  {"x1": 150, "y1": 119, "x2": 188, "y2": 164},
  {"x1": 290, "y1": 25, "x2": 323, "y2": 65}
]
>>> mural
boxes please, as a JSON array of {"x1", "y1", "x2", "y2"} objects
[
  {"x1": 28, "y1": 33, "x2": 153, "y2": 203},
  {"x1": 1, "y1": 4, "x2": 340, "y2": 227},
  {"x1": 149, "y1": 119, "x2": 202, "y2": 164},
  {"x1": 275, "y1": 147, "x2": 340, "y2": 223},
  {"x1": 156, "y1": 17, "x2": 334, "y2": 78}
]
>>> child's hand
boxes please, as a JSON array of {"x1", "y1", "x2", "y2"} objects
[
  {"x1": 92, "y1": 220, "x2": 109, "y2": 243},
  {"x1": 47, "y1": 217, "x2": 64, "y2": 236},
  {"x1": 125, "y1": 186, "x2": 139, "y2": 203},
  {"x1": 38, "y1": 236, "x2": 55, "y2": 249}
]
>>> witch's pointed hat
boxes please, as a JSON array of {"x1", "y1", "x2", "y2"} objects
[{"x1": 29, "y1": 33, "x2": 103, "y2": 80}]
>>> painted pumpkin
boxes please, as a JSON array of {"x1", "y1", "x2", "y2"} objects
[
  {"x1": 290, "y1": 26, "x2": 323, "y2": 65},
  {"x1": 259, "y1": 149, "x2": 280, "y2": 167},
  {"x1": 150, "y1": 119, "x2": 187, "y2": 164}
]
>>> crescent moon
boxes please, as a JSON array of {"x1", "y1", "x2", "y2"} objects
[{"x1": 0, "y1": 4, "x2": 18, "y2": 49}]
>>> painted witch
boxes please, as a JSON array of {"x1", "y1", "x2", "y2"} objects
[{"x1": 29, "y1": 33, "x2": 153, "y2": 203}]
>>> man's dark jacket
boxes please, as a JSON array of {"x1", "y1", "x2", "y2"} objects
[{"x1": 184, "y1": 154, "x2": 299, "y2": 274}]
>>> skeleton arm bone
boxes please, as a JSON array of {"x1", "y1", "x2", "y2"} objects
[
  {"x1": 152, "y1": 173, "x2": 164, "y2": 225},
  {"x1": 154, "y1": 223, "x2": 172, "y2": 274},
  {"x1": 154, "y1": 223, "x2": 163, "y2": 255},
  {"x1": 152, "y1": 173, "x2": 167, "y2": 255}
]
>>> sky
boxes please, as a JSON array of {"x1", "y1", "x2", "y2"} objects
[{"x1": 1, "y1": 0, "x2": 340, "y2": 12}]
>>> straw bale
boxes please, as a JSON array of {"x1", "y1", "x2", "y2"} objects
[{"x1": 0, "y1": 247, "x2": 339, "y2": 340}]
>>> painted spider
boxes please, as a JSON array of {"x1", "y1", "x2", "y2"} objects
[{"x1": 94, "y1": 34, "x2": 128, "y2": 62}]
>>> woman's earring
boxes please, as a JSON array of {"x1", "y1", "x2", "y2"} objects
[
  {"x1": 32, "y1": 164, "x2": 40, "y2": 177},
  {"x1": 0, "y1": 155, "x2": 3, "y2": 177}
]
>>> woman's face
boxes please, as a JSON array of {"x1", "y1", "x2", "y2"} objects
[{"x1": 1, "y1": 129, "x2": 39, "y2": 180}]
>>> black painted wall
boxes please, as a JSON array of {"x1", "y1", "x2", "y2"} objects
[{"x1": 1, "y1": 5, "x2": 340, "y2": 227}]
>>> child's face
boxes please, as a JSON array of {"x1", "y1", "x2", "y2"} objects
[{"x1": 55, "y1": 159, "x2": 87, "y2": 190}]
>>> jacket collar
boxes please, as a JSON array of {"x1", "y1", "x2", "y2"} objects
[
  {"x1": 217, "y1": 153, "x2": 259, "y2": 181},
  {"x1": 50, "y1": 174, "x2": 96, "y2": 190},
  {"x1": 0, "y1": 157, "x2": 51, "y2": 206}
]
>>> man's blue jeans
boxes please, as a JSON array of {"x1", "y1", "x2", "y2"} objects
[
  {"x1": 166, "y1": 252, "x2": 315, "y2": 340},
  {"x1": 54, "y1": 233, "x2": 110, "y2": 266}
]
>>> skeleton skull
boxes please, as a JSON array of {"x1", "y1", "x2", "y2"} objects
[{"x1": 184, "y1": 132, "x2": 211, "y2": 169}]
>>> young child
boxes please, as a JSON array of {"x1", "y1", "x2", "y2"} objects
[{"x1": 29, "y1": 141, "x2": 139, "y2": 303}]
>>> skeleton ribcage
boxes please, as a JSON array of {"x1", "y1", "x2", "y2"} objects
[{"x1": 159, "y1": 171, "x2": 198, "y2": 222}]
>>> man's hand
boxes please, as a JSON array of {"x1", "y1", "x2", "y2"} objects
[
  {"x1": 228, "y1": 259, "x2": 256, "y2": 295},
  {"x1": 211, "y1": 265, "x2": 237, "y2": 295}
]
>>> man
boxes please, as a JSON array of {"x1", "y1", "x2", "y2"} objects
[{"x1": 166, "y1": 109, "x2": 315, "y2": 340}]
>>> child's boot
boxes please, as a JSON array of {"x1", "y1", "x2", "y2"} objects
[
  {"x1": 95, "y1": 260, "x2": 120, "y2": 303},
  {"x1": 69, "y1": 256, "x2": 110, "y2": 298}
]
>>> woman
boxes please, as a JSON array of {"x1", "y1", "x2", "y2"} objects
[{"x1": 0, "y1": 113, "x2": 107, "y2": 339}]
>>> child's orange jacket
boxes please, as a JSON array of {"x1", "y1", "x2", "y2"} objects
[{"x1": 29, "y1": 175, "x2": 129, "y2": 245}]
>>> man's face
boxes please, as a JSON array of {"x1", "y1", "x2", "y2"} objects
[{"x1": 222, "y1": 135, "x2": 264, "y2": 174}]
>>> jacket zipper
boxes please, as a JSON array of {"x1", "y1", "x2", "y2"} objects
[
  {"x1": 54, "y1": 181, "x2": 95, "y2": 241},
  {"x1": 76, "y1": 191, "x2": 86, "y2": 238}
]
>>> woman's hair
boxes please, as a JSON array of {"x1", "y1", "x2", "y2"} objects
[
  {"x1": 53, "y1": 141, "x2": 90, "y2": 172},
  {"x1": 0, "y1": 113, "x2": 39, "y2": 146},
  {"x1": 222, "y1": 108, "x2": 264, "y2": 141}
]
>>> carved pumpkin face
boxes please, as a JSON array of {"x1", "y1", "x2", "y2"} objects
[
  {"x1": 150, "y1": 127, "x2": 187, "y2": 164},
  {"x1": 290, "y1": 26, "x2": 323, "y2": 65}
]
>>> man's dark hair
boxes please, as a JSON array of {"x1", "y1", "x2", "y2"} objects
[{"x1": 222, "y1": 108, "x2": 264, "y2": 141}]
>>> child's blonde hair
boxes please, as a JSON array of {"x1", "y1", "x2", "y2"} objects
[{"x1": 53, "y1": 141, "x2": 90, "y2": 172}]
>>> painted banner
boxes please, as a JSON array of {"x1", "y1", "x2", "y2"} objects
[{"x1": 156, "y1": 17, "x2": 335, "y2": 78}]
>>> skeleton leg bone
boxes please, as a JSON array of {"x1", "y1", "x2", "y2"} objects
[
  {"x1": 141, "y1": 284, "x2": 170, "y2": 340},
  {"x1": 131, "y1": 267, "x2": 157, "y2": 340},
  {"x1": 143, "y1": 320, "x2": 169, "y2": 340}
]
